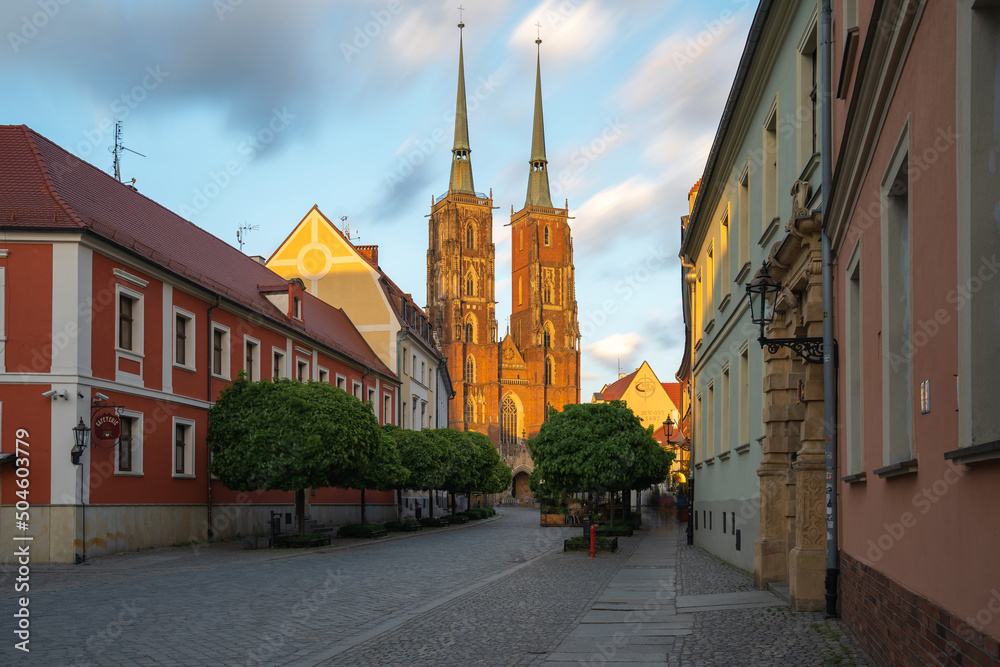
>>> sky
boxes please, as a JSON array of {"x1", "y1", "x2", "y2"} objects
[{"x1": 0, "y1": 0, "x2": 756, "y2": 400}]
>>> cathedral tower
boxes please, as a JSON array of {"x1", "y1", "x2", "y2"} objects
[
  {"x1": 505, "y1": 37, "x2": 581, "y2": 444},
  {"x1": 426, "y1": 21, "x2": 499, "y2": 435}
]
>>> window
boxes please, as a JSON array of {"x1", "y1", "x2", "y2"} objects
[
  {"x1": 720, "y1": 209, "x2": 730, "y2": 302},
  {"x1": 402, "y1": 401, "x2": 407, "y2": 428},
  {"x1": 383, "y1": 394, "x2": 392, "y2": 425},
  {"x1": 798, "y1": 19, "x2": 819, "y2": 167},
  {"x1": 244, "y1": 337, "x2": 259, "y2": 381},
  {"x1": 707, "y1": 382, "x2": 716, "y2": 457},
  {"x1": 318, "y1": 367, "x2": 329, "y2": 384},
  {"x1": 695, "y1": 392, "x2": 703, "y2": 462},
  {"x1": 464, "y1": 316, "x2": 476, "y2": 344},
  {"x1": 211, "y1": 325, "x2": 230, "y2": 378},
  {"x1": 466, "y1": 224, "x2": 474, "y2": 250},
  {"x1": 500, "y1": 394, "x2": 520, "y2": 445},
  {"x1": 336, "y1": 374, "x2": 346, "y2": 390},
  {"x1": 544, "y1": 321, "x2": 553, "y2": 348},
  {"x1": 843, "y1": 0, "x2": 858, "y2": 30},
  {"x1": 762, "y1": 99, "x2": 779, "y2": 232},
  {"x1": 706, "y1": 243, "x2": 715, "y2": 315},
  {"x1": 738, "y1": 164, "x2": 750, "y2": 269},
  {"x1": 420, "y1": 401, "x2": 426, "y2": 427},
  {"x1": 721, "y1": 366, "x2": 730, "y2": 454},
  {"x1": 543, "y1": 224, "x2": 551, "y2": 246},
  {"x1": 466, "y1": 273, "x2": 475, "y2": 296},
  {"x1": 466, "y1": 355, "x2": 475, "y2": 382},
  {"x1": 846, "y1": 247, "x2": 864, "y2": 474},
  {"x1": 412, "y1": 354, "x2": 417, "y2": 376},
  {"x1": 881, "y1": 131, "x2": 912, "y2": 465},
  {"x1": 173, "y1": 419, "x2": 195, "y2": 476},
  {"x1": 367, "y1": 387, "x2": 376, "y2": 407},
  {"x1": 296, "y1": 359, "x2": 309, "y2": 382},
  {"x1": 293, "y1": 297, "x2": 302, "y2": 320},
  {"x1": 956, "y1": 2, "x2": 1000, "y2": 454},
  {"x1": 402, "y1": 347, "x2": 409, "y2": 375},
  {"x1": 174, "y1": 309, "x2": 195, "y2": 368},
  {"x1": 353, "y1": 381, "x2": 363, "y2": 400},
  {"x1": 739, "y1": 344, "x2": 750, "y2": 447},
  {"x1": 116, "y1": 413, "x2": 141, "y2": 475},
  {"x1": 116, "y1": 287, "x2": 143, "y2": 353},
  {"x1": 545, "y1": 356, "x2": 554, "y2": 385},
  {"x1": 273, "y1": 349, "x2": 286, "y2": 379},
  {"x1": 543, "y1": 280, "x2": 553, "y2": 304},
  {"x1": 421, "y1": 362, "x2": 426, "y2": 384}
]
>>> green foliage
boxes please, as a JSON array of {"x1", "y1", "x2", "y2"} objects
[
  {"x1": 418, "y1": 517, "x2": 448, "y2": 528},
  {"x1": 530, "y1": 401, "x2": 674, "y2": 496},
  {"x1": 384, "y1": 520, "x2": 422, "y2": 532},
  {"x1": 342, "y1": 428, "x2": 408, "y2": 493},
  {"x1": 337, "y1": 523, "x2": 387, "y2": 538},
  {"x1": 389, "y1": 426, "x2": 451, "y2": 491},
  {"x1": 208, "y1": 377, "x2": 383, "y2": 492},
  {"x1": 434, "y1": 428, "x2": 474, "y2": 494}
]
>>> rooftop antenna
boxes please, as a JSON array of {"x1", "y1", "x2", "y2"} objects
[
  {"x1": 340, "y1": 215, "x2": 360, "y2": 242},
  {"x1": 109, "y1": 119, "x2": 145, "y2": 183},
  {"x1": 236, "y1": 221, "x2": 259, "y2": 252}
]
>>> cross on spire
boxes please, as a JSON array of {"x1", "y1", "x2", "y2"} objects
[
  {"x1": 458, "y1": 5, "x2": 465, "y2": 26},
  {"x1": 535, "y1": 22, "x2": 542, "y2": 43}
]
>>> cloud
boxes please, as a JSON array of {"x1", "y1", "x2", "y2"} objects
[
  {"x1": 507, "y1": 0, "x2": 622, "y2": 66},
  {"x1": 571, "y1": 176, "x2": 660, "y2": 247},
  {"x1": 584, "y1": 331, "x2": 647, "y2": 365}
]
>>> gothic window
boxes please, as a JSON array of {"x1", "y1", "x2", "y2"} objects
[
  {"x1": 544, "y1": 321, "x2": 554, "y2": 348},
  {"x1": 466, "y1": 273, "x2": 475, "y2": 296},
  {"x1": 545, "y1": 356, "x2": 555, "y2": 384},
  {"x1": 466, "y1": 224, "x2": 474, "y2": 250},
  {"x1": 465, "y1": 355, "x2": 475, "y2": 383},
  {"x1": 465, "y1": 397, "x2": 475, "y2": 423},
  {"x1": 500, "y1": 394, "x2": 520, "y2": 445},
  {"x1": 543, "y1": 280, "x2": 553, "y2": 304},
  {"x1": 544, "y1": 224, "x2": 551, "y2": 246},
  {"x1": 464, "y1": 315, "x2": 476, "y2": 344}
]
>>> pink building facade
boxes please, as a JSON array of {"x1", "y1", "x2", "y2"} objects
[{"x1": 829, "y1": 2, "x2": 1000, "y2": 664}]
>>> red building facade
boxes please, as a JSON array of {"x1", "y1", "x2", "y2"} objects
[{"x1": 0, "y1": 125, "x2": 399, "y2": 562}]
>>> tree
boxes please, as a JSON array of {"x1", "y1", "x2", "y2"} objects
[
  {"x1": 529, "y1": 401, "x2": 673, "y2": 525},
  {"x1": 464, "y1": 431, "x2": 509, "y2": 507},
  {"x1": 436, "y1": 429, "x2": 475, "y2": 514},
  {"x1": 208, "y1": 376, "x2": 383, "y2": 535},
  {"x1": 342, "y1": 427, "x2": 408, "y2": 524},
  {"x1": 387, "y1": 426, "x2": 451, "y2": 518}
]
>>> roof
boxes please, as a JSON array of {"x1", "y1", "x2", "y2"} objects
[
  {"x1": 662, "y1": 383, "x2": 682, "y2": 411},
  {"x1": 599, "y1": 370, "x2": 638, "y2": 401},
  {"x1": 0, "y1": 125, "x2": 395, "y2": 380}
]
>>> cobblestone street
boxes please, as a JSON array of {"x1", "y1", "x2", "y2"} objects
[{"x1": 1, "y1": 508, "x2": 869, "y2": 666}]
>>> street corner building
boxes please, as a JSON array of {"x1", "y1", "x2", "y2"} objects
[
  {"x1": 0, "y1": 124, "x2": 401, "y2": 563},
  {"x1": 678, "y1": 1, "x2": 1000, "y2": 665},
  {"x1": 425, "y1": 24, "x2": 582, "y2": 501}
]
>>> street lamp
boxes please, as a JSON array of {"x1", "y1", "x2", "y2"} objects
[
  {"x1": 746, "y1": 262, "x2": 826, "y2": 364},
  {"x1": 662, "y1": 416, "x2": 674, "y2": 440},
  {"x1": 71, "y1": 417, "x2": 90, "y2": 465}
]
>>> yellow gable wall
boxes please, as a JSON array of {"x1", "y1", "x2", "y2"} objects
[
  {"x1": 267, "y1": 208, "x2": 399, "y2": 369},
  {"x1": 619, "y1": 362, "x2": 680, "y2": 431}
]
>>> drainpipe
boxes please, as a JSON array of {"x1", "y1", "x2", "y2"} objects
[
  {"x1": 820, "y1": 0, "x2": 839, "y2": 618},
  {"x1": 206, "y1": 295, "x2": 220, "y2": 540}
]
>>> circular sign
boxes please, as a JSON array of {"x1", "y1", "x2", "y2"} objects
[
  {"x1": 94, "y1": 411, "x2": 121, "y2": 441},
  {"x1": 635, "y1": 379, "x2": 656, "y2": 398}
]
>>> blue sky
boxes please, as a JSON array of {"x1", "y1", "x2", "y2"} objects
[{"x1": 1, "y1": 0, "x2": 755, "y2": 400}]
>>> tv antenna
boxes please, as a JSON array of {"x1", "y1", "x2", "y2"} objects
[
  {"x1": 109, "y1": 119, "x2": 145, "y2": 183},
  {"x1": 340, "y1": 215, "x2": 360, "y2": 242},
  {"x1": 236, "y1": 221, "x2": 259, "y2": 251}
]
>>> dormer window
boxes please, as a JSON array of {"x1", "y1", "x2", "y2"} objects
[{"x1": 293, "y1": 297, "x2": 302, "y2": 320}]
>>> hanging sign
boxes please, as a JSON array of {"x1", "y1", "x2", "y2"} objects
[{"x1": 93, "y1": 411, "x2": 121, "y2": 441}]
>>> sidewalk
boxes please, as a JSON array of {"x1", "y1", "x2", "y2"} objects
[{"x1": 542, "y1": 512, "x2": 868, "y2": 666}]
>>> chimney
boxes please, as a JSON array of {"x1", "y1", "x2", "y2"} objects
[
  {"x1": 249, "y1": 255, "x2": 266, "y2": 265},
  {"x1": 619, "y1": 373, "x2": 627, "y2": 380}
]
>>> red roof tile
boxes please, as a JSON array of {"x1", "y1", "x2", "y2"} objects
[
  {"x1": 600, "y1": 370, "x2": 638, "y2": 401},
  {"x1": 662, "y1": 383, "x2": 682, "y2": 411},
  {"x1": 0, "y1": 125, "x2": 395, "y2": 380}
]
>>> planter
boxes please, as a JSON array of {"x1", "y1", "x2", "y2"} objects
[
  {"x1": 540, "y1": 513, "x2": 566, "y2": 526},
  {"x1": 274, "y1": 533, "x2": 332, "y2": 548},
  {"x1": 563, "y1": 536, "x2": 618, "y2": 553}
]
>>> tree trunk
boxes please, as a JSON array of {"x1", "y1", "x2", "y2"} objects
[
  {"x1": 428, "y1": 489, "x2": 434, "y2": 518},
  {"x1": 295, "y1": 489, "x2": 306, "y2": 537},
  {"x1": 466, "y1": 491, "x2": 472, "y2": 511},
  {"x1": 624, "y1": 490, "x2": 632, "y2": 521},
  {"x1": 609, "y1": 491, "x2": 616, "y2": 528},
  {"x1": 361, "y1": 488, "x2": 367, "y2": 525},
  {"x1": 397, "y1": 488, "x2": 402, "y2": 521}
]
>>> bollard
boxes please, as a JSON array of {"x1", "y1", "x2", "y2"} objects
[{"x1": 590, "y1": 523, "x2": 596, "y2": 558}]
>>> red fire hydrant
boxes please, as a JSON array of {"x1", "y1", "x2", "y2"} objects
[{"x1": 589, "y1": 523, "x2": 596, "y2": 558}]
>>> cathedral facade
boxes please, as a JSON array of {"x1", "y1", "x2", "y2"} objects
[{"x1": 426, "y1": 25, "x2": 580, "y2": 500}]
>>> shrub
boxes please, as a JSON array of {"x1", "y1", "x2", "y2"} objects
[
  {"x1": 337, "y1": 523, "x2": 387, "y2": 538},
  {"x1": 274, "y1": 533, "x2": 332, "y2": 548},
  {"x1": 385, "y1": 520, "x2": 422, "y2": 532}
]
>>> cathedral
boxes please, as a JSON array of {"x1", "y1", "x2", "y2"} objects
[{"x1": 426, "y1": 23, "x2": 581, "y2": 500}]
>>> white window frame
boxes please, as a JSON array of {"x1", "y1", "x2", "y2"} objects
[
  {"x1": 116, "y1": 284, "x2": 144, "y2": 357},
  {"x1": 383, "y1": 393, "x2": 392, "y2": 425},
  {"x1": 210, "y1": 323, "x2": 231, "y2": 380},
  {"x1": 317, "y1": 366, "x2": 329, "y2": 384},
  {"x1": 296, "y1": 357, "x2": 310, "y2": 382},
  {"x1": 336, "y1": 373, "x2": 346, "y2": 390},
  {"x1": 353, "y1": 381, "x2": 363, "y2": 400},
  {"x1": 244, "y1": 336, "x2": 260, "y2": 382},
  {"x1": 173, "y1": 307, "x2": 196, "y2": 371},
  {"x1": 272, "y1": 347, "x2": 287, "y2": 380},
  {"x1": 115, "y1": 410, "x2": 143, "y2": 476},
  {"x1": 845, "y1": 242, "x2": 864, "y2": 474},
  {"x1": 172, "y1": 417, "x2": 196, "y2": 478}
]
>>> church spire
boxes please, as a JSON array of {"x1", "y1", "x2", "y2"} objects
[
  {"x1": 449, "y1": 20, "x2": 475, "y2": 195},
  {"x1": 525, "y1": 36, "x2": 553, "y2": 208}
]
